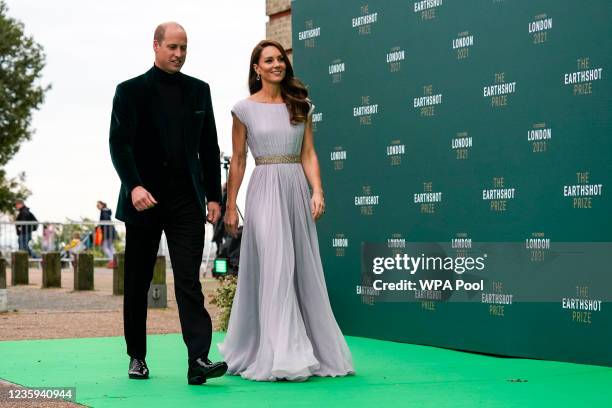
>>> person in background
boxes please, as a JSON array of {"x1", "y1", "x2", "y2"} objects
[
  {"x1": 64, "y1": 232, "x2": 82, "y2": 254},
  {"x1": 97, "y1": 201, "x2": 117, "y2": 268},
  {"x1": 15, "y1": 199, "x2": 38, "y2": 258},
  {"x1": 42, "y1": 224, "x2": 56, "y2": 252},
  {"x1": 211, "y1": 183, "x2": 228, "y2": 256}
]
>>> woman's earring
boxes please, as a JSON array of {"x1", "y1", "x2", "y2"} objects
[{"x1": 256, "y1": 73, "x2": 261, "y2": 81}]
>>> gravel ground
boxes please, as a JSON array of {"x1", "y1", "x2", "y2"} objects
[
  {"x1": 0, "y1": 266, "x2": 222, "y2": 407},
  {"x1": 1, "y1": 267, "x2": 221, "y2": 341}
]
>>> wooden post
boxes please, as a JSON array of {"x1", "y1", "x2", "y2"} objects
[
  {"x1": 74, "y1": 252, "x2": 94, "y2": 290},
  {"x1": 42, "y1": 252, "x2": 61, "y2": 288},
  {"x1": 148, "y1": 255, "x2": 167, "y2": 308},
  {"x1": 113, "y1": 252, "x2": 125, "y2": 295},
  {"x1": 11, "y1": 251, "x2": 29, "y2": 285},
  {"x1": 0, "y1": 258, "x2": 7, "y2": 312},
  {"x1": 152, "y1": 256, "x2": 166, "y2": 285},
  {"x1": 0, "y1": 259, "x2": 6, "y2": 288}
]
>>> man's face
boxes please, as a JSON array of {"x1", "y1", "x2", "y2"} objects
[
  {"x1": 154, "y1": 27, "x2": 187, "y2": 74},
  {"x1": 15, "y1": 202, "x2": 23, "y2": 210}
]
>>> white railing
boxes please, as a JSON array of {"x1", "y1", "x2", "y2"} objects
[{"x1": 0, "y1": 221, "x2": 216, "y2": 266}]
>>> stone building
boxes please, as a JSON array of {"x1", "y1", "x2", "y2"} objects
[{"x1": 266, "y1": 0, "x2": 292, "y2": 59}]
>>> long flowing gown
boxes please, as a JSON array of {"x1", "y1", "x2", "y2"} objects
[{"x1": 217, "y1": 99, "x2": 355, "y2": 381}]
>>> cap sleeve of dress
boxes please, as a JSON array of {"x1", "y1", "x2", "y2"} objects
[{"x1": 231, "y1": 100, "x2": 248, "y2": 126}]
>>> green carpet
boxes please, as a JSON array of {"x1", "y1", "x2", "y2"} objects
[{"x1": 1, "y1": 333, "x2": 611, "y2": 407}]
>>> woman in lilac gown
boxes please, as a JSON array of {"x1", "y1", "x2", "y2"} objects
[{"x1": 218, "y1": 40, "x2": 354, "y2": 381}]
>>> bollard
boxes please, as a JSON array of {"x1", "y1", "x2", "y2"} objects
[
  {"x1": 148, "y1": 255, "x2": 167, "y2": 308},
  {"x1": 0, "y1": 258, "x2": 7, "y2": 312},
  {"x1": 11, "y1": 251, "x2": 29, "y2": 285},
  {"x1": 113, "y1": 252, "x2": 125, "y2": 295},
  {"x1": 42, "y1": 252, "x2": 61, "y2": 288},
  {"x1": 74, "y1": 252, "x2": 94, "y2": 291}
]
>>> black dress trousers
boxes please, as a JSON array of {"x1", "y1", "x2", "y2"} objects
[{"x1": 123, "y1": 169, "x2": 212, "y2": 361}]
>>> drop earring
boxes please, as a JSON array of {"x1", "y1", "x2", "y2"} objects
[{"x1": 256, "y1": 73, "x2": 261, "y2": 81}]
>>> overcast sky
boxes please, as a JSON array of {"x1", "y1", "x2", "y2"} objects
[{"x1": 4, "y1": 0, "x2": 265, "y2": 221}]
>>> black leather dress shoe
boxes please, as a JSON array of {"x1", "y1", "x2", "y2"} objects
[
  {"x1": 187, "y1": 357, "x2": 228, "y2": 385},
  {"x1": 128, "y1": 358, "x2": 150, "y2": 379}
]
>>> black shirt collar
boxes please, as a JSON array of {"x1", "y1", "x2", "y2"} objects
[{"x1": 153, "y1": 64, "x2": 181, "y2": 84}]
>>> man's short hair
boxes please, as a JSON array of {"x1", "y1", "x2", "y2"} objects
[{"x1": 154, "y1": 22, "x2": 186, "y2": 45}]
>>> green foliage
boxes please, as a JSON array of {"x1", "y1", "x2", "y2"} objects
[
  {"x1": 0, "y1": 171, "x2": 30, "y2": 212},
  {"x1": 0, "y1": 1, "x2": 50, "y2": 212},
  {"x1": 210, "y1": 275, "x2": 238, "y2": 331}
]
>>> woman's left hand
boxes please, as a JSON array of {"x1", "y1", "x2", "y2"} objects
[{"x1": 311, "y1": 191, "x2": 325, "y2": 221}]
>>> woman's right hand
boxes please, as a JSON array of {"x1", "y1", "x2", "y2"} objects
[{"x1": 224, "y1": 207, "x2": 239, "y2": 237}]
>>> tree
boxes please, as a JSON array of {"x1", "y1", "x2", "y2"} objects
[{"x1": 0, "y1": 0, "x2": 50, "y2": 213}]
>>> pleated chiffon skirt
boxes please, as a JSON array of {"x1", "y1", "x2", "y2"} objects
[{"x1": 218, "y1": 163, "x2": 354, "y2": 381}]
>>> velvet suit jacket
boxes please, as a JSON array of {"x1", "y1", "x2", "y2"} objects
[{"x1": 109, "y1": 67, "x2": 222, "y2": 225}]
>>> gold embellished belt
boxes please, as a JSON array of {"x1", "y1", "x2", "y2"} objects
[{"x1": 255, "y1": 154, "x2": 301, "y2": 166}]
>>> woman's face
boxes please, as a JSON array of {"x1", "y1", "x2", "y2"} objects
[{"x1": 255, "y1": 46, "x2": 286, "y2": 84}]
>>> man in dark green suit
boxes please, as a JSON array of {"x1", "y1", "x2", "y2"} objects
[{"x1": 109, "y1": 22, "x2": 227, "y2": 385}]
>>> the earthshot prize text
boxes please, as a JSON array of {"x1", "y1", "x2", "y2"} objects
[{"x1": 371, "y1": 254, "x2": 487, "y2": 292}]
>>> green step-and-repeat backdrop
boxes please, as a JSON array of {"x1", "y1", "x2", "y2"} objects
[{"x1": 292, "y1": 0, "x2": 611, "y2": 366}]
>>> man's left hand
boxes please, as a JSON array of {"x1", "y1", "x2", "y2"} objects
[{"x1": 206, "y1": 202, "x2": 221, "y2": 223}]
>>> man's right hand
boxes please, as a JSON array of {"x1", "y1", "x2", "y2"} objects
[{"x1": 131, "y1": 186, "x2": 158, "y2": 211}]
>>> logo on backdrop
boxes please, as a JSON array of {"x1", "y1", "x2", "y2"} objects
[
  {"x1": 482, "y1": 177, "x2": 516, "y2": 212},
  {"x1": 356, "y1": 280, "x2": 380, "y2": 306},
  {"x1": 414, "y1": 0, "x2": 443, "y2": 21},
  {"x1": 329, "y1": 59, "x2": 345, "y2": 84},
  {"x1": 525, "y1": 232, "x2": 551, "y2": 263},
  {"x1": 451, "y1": 233, "x2": 472, "y2": 257},
  {"x1": 452, "y1": 131, "x2": 472, "y2": 160},
  {"x1": 528, "y1": 122, "x2": 551, "y2": 154},
  {"x1": 452, "y1": 31, "x2": 474, "y2": 60},
  {"x1": 563, "y1": 171, "x2": 603, "y2": 209},
  {"x1": 298, "y1": 19, "x2": 321, "y2": 48},
  {"x1": 562, "y1": 285, "x2": 603, "y2": 325},
  {"x1": 529, "y1": 13, "x2": 552, "y2": 45},
  {"x1": 414, "y1": 85, "x2": 442, "y2": 118},
  {"x1": 414, "y1": 182, "x2": 443, "y2": 214},
  {"x1": 483, "y1": 72, "x2": 516, "y2": 108},
  {"x1": 352, "y1": 4, "x2": 378, "y2": 36},
  {"x1": 386, "y1": 140, "x2": 406, "y2": 166},
  {"x1": 330, "y1": 146, "x2": 347, "y2": 171},
  {"x1": 564, "y1": 57, "x2": 604, "y2": 96},
  {"x1": 311, "y1": 110, "x2": 323, "y2": 133},
  {"x1": 386, "y1": 46, "x2": 405, "y2": 73},
  {"x1": 355, "y1": 185, "x2": 380, "y2": 216},
  {"x1": 481, "y1": 280, "x2": 514, "y2": 318},
  {"x1": 387, "y1": 233, "x2": 406, "y2": 256},
  {"x1": 332, "y1": 233, "x2": 348, "y2": 257},
  {"x1": 354, "y1": 96, "x2": 379, "y2": 126}
]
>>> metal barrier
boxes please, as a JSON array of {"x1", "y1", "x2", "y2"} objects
[{"x1": 0, "y1": 221, "x2": 216, "y2": 267}]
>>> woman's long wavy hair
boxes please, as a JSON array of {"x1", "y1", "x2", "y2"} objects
[{"x1": 249, "y1": 40, "x2": 309, "y2": 124}]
